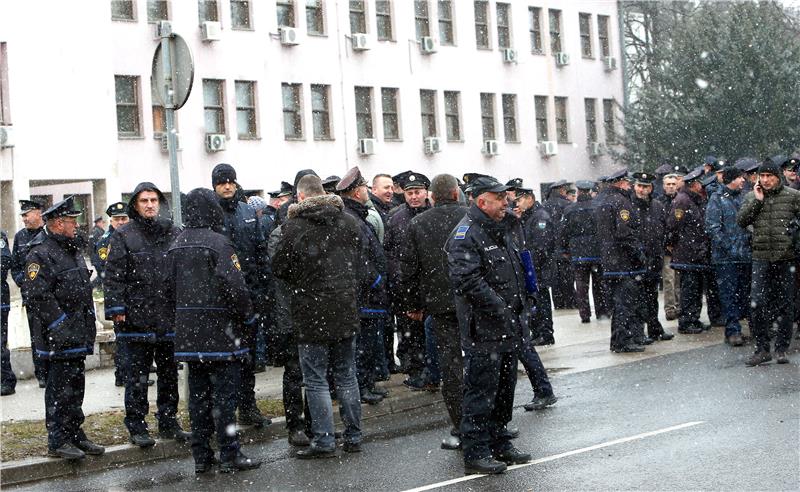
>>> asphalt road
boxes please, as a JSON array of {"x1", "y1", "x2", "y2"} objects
[{"x1": 11, "y1": 343, "x2": 799, "y2": 491}]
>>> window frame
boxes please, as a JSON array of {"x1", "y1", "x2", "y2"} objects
[
  {"x1": 419, "y1": 89, "x2": 438, "y2": 139},
  {"x1": 502, "y1": 93, "x2": 518, "y2": 143},
  {"x1": 528, "y1": 7, "x2": 543, "y2": 55},
  {"x1": 231, "y1": 0, "x2": 253, "y2": 30},
  {"x1": 354, "y1": 86, "x2": 374, "y2": 140},
  {"x1": 579, "y1": 13, "x2": 593, "y2": 58},
  {"x1": 496, "y1": 2, "x2": 511, "y2": 50},
  {"x1": 115, "y1": 75, "x2": 142, "y2": 138},
  {"x1": 554, "y1": 96, "x2": 569, "y2": 144},
  {"x1": 198, "y1": 0, "x2": 220, "y2": 24},
  {"x1": 603, "y1": 98, "x2": 616, "y2": 143},
  {"x1": 438, "y1": 1, "x2": 455, "y2": 46},
  {"x1": 349, "y1": 0, "x2": 367, "y2": 34},
  {"x1": 480, "y1": 92, "x2": 496, "y2": 140},
  {"x1": 414, "y1": 0, "x2": 431, "y2": 41},
  {"x1": 306, "y1": 0, "x2": 326, "y2": 35},
  {"x1": 381, "y1": 87, "x2": 401, "y2": 141},
  {"x1": 282, "y1": 83, "x2": 304, "y2": 140},
  {"x1": 443, "y1": 90, "x2": 461, "y2": 142},
  {"x1": 235, "y1": 80, "x2": 258, "y2": 140},
  {"x1": 111, "y1": 0, "x2": 137, "y2": 22},
  {"x1": 276, "y1": 0, "x2": 295, "y2": 28},
  {"x1": 202, "y1": 78, "x2": 227, "y2": 136},
  {"x1": 310, "y1": 84, "x2": 333, "y2": 140},
  {"x1": 474, "y1": 1, "x2": 491, "y2": 50},
  {"x1": 584, "y1": 98, "x2": 597, "y2": 143},
  {"x1": 146, "y1": 0, "x2": 169, "y2": 23},
  {"x1": 598, "y1": 15, "x2": 610, "y2": 57},
  {"x1": 549, "y1": 9, "x2": 562, "y2": 54},
  {"x1": 0, "y1": 43, "x2": 10, "y2": 125},
  {"x1": 376, "y1": 0, "x2": 394, "y2": 41},
  {"x1": 534, "y1": 95, "x2": 549, "y2": 142}
]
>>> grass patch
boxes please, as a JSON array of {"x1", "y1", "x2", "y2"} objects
[{"x1": 1, "y1": 398, "x2": 284, "y2": 462}]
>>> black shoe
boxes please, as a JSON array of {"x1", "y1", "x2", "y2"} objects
[
  {"x1": 343, "y1": 441, "x2": 362, "y2": 453},
  {"x1": 38, "y1": 380, "x2": 47, "y2": 388},
  {"x1": 776, "y1": 352, "x2": 789, "y2": 364},
  {"x1": 75, "y1": 439, "x2": 105, "y2": 456},
  {"x1": 114, "y1": 378, "x2": 124, "y2": 387},
  {"x1": 450, "y1": 427, "x2": 461, "y2": 437},
  {"x1": 710, "y1": 318, "x2": 726, "y2": 327},
  {"x1": 220, "y1": 453, "x2": 262, "y2": 473},
  {"x1": 523, "y1": 394, "x2": 558, "y2": 411},
  {"x1": 441, "y1": 435, "x2": 461, "y2": 450},
  {"x1": 402, "y1": 377, "x2": 435, "y2": 391},
  {"x1": 296, "y1": 447, "x2": 337, "y2": 459},
  {"x1": 678, "y1": 326, "x2": 703, "y2": 335},
  {"x1": 504, "y1": 427, "x2": 520, "y2": 439},
  {"x1": 634, "y1": 337, "x2": 654, "y2": 345},
  {"x1": 195, "y1": 461, "x2": 216, "y2": 474},
  {"x1": 464, "y1": 457, "x2": 507, "y2": 475},
  {"x1": 745, "y1": 351, "x2": 772, "y2": 367},
  {"x1": 239, "y1": 410, "x2": 272, "y2": 428},
  {"x1": 665, "y1": 311, "x2": 678, "y2": 321},
  {"x1": 130, "y1": 432, "x2": 156, "y2": 448},
  {"x1": 726, "y1": 334, "x2": 744, "y2": 346},
  {"x1": 1, "y1": 385, "x2": 15, "y2": 396},
  {"x1": 652, "y1": 330, "x2": 675, "y2": 341},
  {"x1": 159, "y1": 426, "x2": 192, "y2": 442},
  {"x1": 288, "y1": 429, "x2": 311, "y2": 447},
  {"x1": 581, "y1": 318, "x2": 591, "y2": 324},
  {"x1": 611, "y1": 344, "x2": 645, "y2": 353},
  {"x1": 493, "y1": 446, "x2": 532, "y2": 465},
  {"x1": 360, "y1": 388, "x2": 383, "y2": 405},
  {"x1": 369, "y1": 385, "x2": 389, "y2": 397},
  {"x1": 532, "y1": 336, "x2": 555, "y2": 346},
  {"x1": 48, "y1": 443, "x2": 86, "y2": 460}
]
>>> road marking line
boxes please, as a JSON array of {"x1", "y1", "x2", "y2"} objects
[{"x1": 401, "y1": 421, "x2": 705, "y2": 492}]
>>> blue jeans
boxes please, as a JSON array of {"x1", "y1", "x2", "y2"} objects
[
  {"x1": 751, "y1": 260, "x2": 794, "y2": 353},
  {"x1": 299, "y1": 336, "x2": 362, "y2": 451},
  {"x1": 714, "y1": 263, "x2": 750, "y2": 337}
]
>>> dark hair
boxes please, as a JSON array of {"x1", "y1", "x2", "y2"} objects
[
  {"x1": 430, "y1": 174, "x2": 459, "y2": 203},
  {"x1": 297, "y1": 175, "x2": 325, "y2": 197}
]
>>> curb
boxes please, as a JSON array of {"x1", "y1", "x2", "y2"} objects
[{"x1": 1, "y1": 386, "x2": 447, "y2": 487}]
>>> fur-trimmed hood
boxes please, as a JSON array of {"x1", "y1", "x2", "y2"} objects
[{"x1": 287, "y1": 194, "x2": 344, "y2": 223}]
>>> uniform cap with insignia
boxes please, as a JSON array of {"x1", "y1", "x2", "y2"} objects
[
  {"x1": 654, "y1": 163, "x2": 673, "y2": 175},
  {"x1": 19, "y1": 199, "x2": 44, "y2": 215},
  {"x1": 515, "y1": 187, "x2": 534, "y2": 197},
  {"x1": 336, "y1": 166, "x2": 368, "y2": 193},
  {"x1": 105, "y1": 201, "x2": 128, "y2": 217},
  {"x1": 469, "y1": 176, "x2": 511, "y2": 197},
  {"x1": 665, "y1": 165, "x2": 689, "y2": 177},
  {"x1": 322, "y1": 175, "x2": 341, "y2": 193},
  {"x1": 505, "y1": 178, "x2": 523, "y2": 190},
  {"x1": 605, "y1": 168, "x2": 629, "y2": 182},
  {"x1": 462, "y1": 173, "x2": 490, "y2": 193},
  {"x1": 42, "y1": 195, "x2": 82, "y2": 220},
  {"x1": 548, "y1": 180, "x2": 571, "y2": 190},
  {"x1": 682, "y1": 167, "x2": 705, "y2": 184},
  {"x1": 631, "y1": 172, "x2": 654, "y2": 186},
  {"x1": 392, "y1": 170, "x2": 414, "y2": 186},
  {"x1": 401, "y1": 172, "x2": 430, "y2": 190},
  {"x1": 575, "y1": 180, "x2": 595, "y2": 190},
  {"x1": 772, "y1": 154, "x2": 791, "y2": 169},
  {"x1": 701, "y1": 173, "x2": 717, "y2": 187},
  {"x1": 733, "y1": 157, "x2": 759, "y2": 173},
  {"x1": 789, "y1": 157, "x2": 800, "y2": 172}
]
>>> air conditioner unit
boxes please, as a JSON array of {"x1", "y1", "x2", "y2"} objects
[
  {"x1": 588, "y1": 141, "x2": 602, "y2": 156},
  {"x1": 540, "y1": 141, "x2": 558, "y2": 157},
  {"x1": 555, "y1": 52, "x2": 570, "y2": 66},
  {"x1": 201, "y1": 21, "x2": 222, "y2": 42},
  {"x1": 358, "y1": 138, "x2": 376, "y2": 155},
  {"x1": 502, "y1": 48, "x2": 517, "y2": 64},
  {"x1": 160, "y1": 133, "x2": 182, "y2": 153},
  {"x1": 351, "y1": 33, "x2": 370, "y2": 51},
  {"x1": 483, "y1": 140, "x2": 500, "y2": 156},
  {"x1": 424, "y1": 136, "x2": 442, "y2": 154},
  {"x1": 205, "y1": 133, "x2": 226, "y2": 152},
  {"x1": 604, "y1": 56, "x2": 617, "y2": 71},
  {"x1": 280, "y1": 26, "x2": 299, "y2": 46},
  {"x1": 0, "y1": 125, "x2": 13, "y2": 149},
  {"x1": 420, "y1": 36, "x2": 437, "y2": 54}
]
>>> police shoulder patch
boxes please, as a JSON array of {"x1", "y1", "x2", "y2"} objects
[
  {"x1": 27, "y1": 263, "x2": 40, "y2": 281},
  {"x1": 231, "y1": 254, "x2": 241, "y2": 271},
  {"x1": 98, "y1": 246, "x2": 109, "y2": 261},
  {"x1": 454, "y1": 225, "x2": 469, "y2": 240},
  {"x1": 537, "y1": 221, "x2": 547, "y2": 230},
  {"x1": 674, "y1": 208, "x2": 685, "y2": 220},
  {"x1": 619, "y1": 209, "x2": 630, "y2": 221},
  {"x1": 0, "y1": 239, "x2": 5, "y2": 249}
]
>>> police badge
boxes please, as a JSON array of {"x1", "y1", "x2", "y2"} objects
[
  {"x1": 27, "y1": 263, "x2": 40, "y2": 280},
  {"x1": 619, "y1": 209, "x2": 630, "y2": 221},
  {"x1": 231, "y1": 254, "x2": 242, "y2": 271}
]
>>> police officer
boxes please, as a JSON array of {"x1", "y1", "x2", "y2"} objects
[
  {"x1": 446, "y1": 176, "x2": 532, "y2": 475},
  {"x1": 1, "y1": 231, "x2": 16, "y2": 395},
  {"x1": 265, "y1": 182, "x2": 293, "y2": 223},
  {"x1": 24, "y1": 196, "x2": 105, "y2": 460},
  {"x1": 103, "y1": 184, "x2": 190, "y2": 447},
  {"x1": 543, "y1": 181, "x2": 577, "y2": 310},
  {"x1": 167, "y1": 188, "x2": 262, "y2": 474},
  {"x1": 596, "y1": 169, "x2": 647, "y2": 353},
  {"x1": 211, "y1": 163, "x2": 272, "y2": 428},
  {"x1": 11, "y1": 199, "x2": 48, "y2": 387}
]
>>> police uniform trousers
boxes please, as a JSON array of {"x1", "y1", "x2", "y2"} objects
[
  {"x1": 573, "y1": 263, "x2": 611, "y2": 321},
  {"x1": 24, "y1": 306, "x2": 49, "y2": 384},
  {"x1": 607, "y1": 276, "x2": 640, "y2": 349},
  {"x1": 517, "y1": 338, "x2": 554, "y2": 399},
  {"x1": 551, "y1": 258, "x2": 577, "y2": 309},
  {"x1": 122, "y1": 338, "x2": 180, "y2": 435},
  {"x1": 530, "y1": 288, "x2": 554, "y2": 341},
  {"x1": 461, "y1": 349, "x2": 517, "y2": 462},
  {"x1": 356, "y1": 317, "x2": 387, "y2": 391},
  {"x1": 267, "y1": 330, "x2": 312, "y2": 433},
  {"x1": 113, "y1": 325, "x2": 127, "y2": 385},
  {"x1": 45, "y1": 358, "x2": 87, "y2": 450},
  {"x1": 1, "y1": 308, "x2": 16, "y2": 391},
  {"x1": 396, "y1": 316, "x2": 426, "y2": 378},
  {"x1": 188, "y1": 360, "x2": 242, "y2": 464},
  {"x1": 430, "y1": 313, "x2": 463, "y2": 430},
  {"x1": 637, "y1": 274, "x2": 665, "y2": 338},
  {"x1": 236, "y1": 322, "x2": 259, "y2": 415},
  {"x1": 677, "y1": 269, "x2": 717, "y2": 330}
]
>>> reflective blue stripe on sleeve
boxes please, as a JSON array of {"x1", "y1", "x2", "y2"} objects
[
  {"x1": 48, "y1": 313, "x2": 67, "y2": 330},
  {"x1": 371, "y1": 274, "x2": 382, "y2": 289},
  {"x1": 105, "y1": 306, "x2": 126, "y2": 315}
]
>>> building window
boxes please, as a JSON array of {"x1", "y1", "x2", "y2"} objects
[
  {"x1": 203, "y1": 79, "x2": 226, "y2": 135},
  {"x1": 198, "y1": 0, "x2": 219, "y2": 23},
  {"x1": 310, "y1": 84, "x2": 332, "y2": 140},
  {"x1": 598, "y1": 15, "x2": 610, "y2": 57},
  {"x1": 444, "y1": 91, "x2": 461, "y2": 141},
  {"x1": 528, "y1": 7, "x2": 542, "y2": 54},
  {"x1": 502, "y1": 94, "x2": 517, "y2": 142},
  {"x1": 414, "y1": 1, "x2": 431, "y2": 40},
  {"x1": 151, "y1": 82, "x2": 167, "y2": 136},
  {"x1": 534, "y1": 95, "x2": 548, "y2": 141},
  {"x1": 603, "y1": 99, "x2": 616, "y2": 143},
  {"x1": 111, "y1": 0, "x2": 136, "y2": 21},
  {"x1": 496, "y1": 3, "x2": 511, "y2": 49},
  {"x1": 0, "y1": 43, "x2": 9, "y2": 125},
  {"x1": 276, "y1": 0, "x2": 294, "y2": 27},
  {"x1": 115, "y1": 75, "x2": 141, "y2": 137},
  {"x1": 235, "y1": 81, "x2": 257, "y2": 139},
  {"x1": 420, "y1": 89, "x2": 437, "y2": 138},
  {"x1": 438, "y1": 1, "x2": 454, "y2": 45},
  {"x1": 549, "y1": 9, "x2": 561, "y2": 54},
  {"x1": 355, "y1": 86, "x2": 374, "y2": 139},
  {"x1": 555, "y1": 96, "x2": 568, "y2": 143},
  {"x1": 376, "y1": 0, "x2": 393, "y2": 41},
  {"x1": 579, "y1": 13, "x2": 592, "y2": 58},
  {"x1": 306, "y1": 0, "x2": 325, "y2": 34},
  {"x1": 231, "y1": 0, "x2": 252, "y2": 29},
  {"x1": 282, "y1": 83, "x2": 303, "y2": 139},
  {"x1": 584, "y1": 98, "x2": 597, "y2": 142},
  {"x1": 350, "y1": 0, "x2": 366, "y2": 34},
  {"x1": 147, "y1": 0, "x2": 169, "y2": 22},
  {"x1": 474, "y1": 1, "x2": 490, "y2": 49},
  {"x1": 480, "y1": 93, "x2": 495, "y2": 140},
  {"x1": 381, "y1": 88, "x2": 400, "y2": 140}
]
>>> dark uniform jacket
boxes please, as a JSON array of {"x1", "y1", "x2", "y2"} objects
[
  {"x1": 633, "y1": 195, "x2": 667, "y2": 276},
  {"x1": 1, "y1": 232, "x2": 11, "y2": 313},
  {"x1": 446, "y1": 205, "x2": 530, "y2": 353},
  {"x1": 384, "y1": 202, "x2": 431, "y2": 311},
  {"x1": 596, "y1": 186, "x2": 645, "y2": 277},
  {"x1": 272, "y1": 194, "x2": 363, "y2": 344},
  {"x1": 560, "y1": 195, "x2": 601, "y2": 264},
  {"x1": 10, "y1": 226, "x2": 44, "y2": 292},
  {"x1": 342, "y1": 198, "x2": 387, "y2": 319},
  {"x1": 656, "y1": 192, "x2": 677, "y2": 213},
  {"x1": 93, "y1": 226, "x2": 116, "y2": 281},
  {"x1": 23, "y1": 231, "x2": 96, "y2": 359},
  {"x1": 520, "y1": 203, "x2": 555, "y2": 288},
  {"x1": 89, "y1": 226, "x2": 105, "y2": 266},
  {"x1": 167, "y1": 189, "x2": 255, "y2": 361},
  {"x1": 104, "y1": 184, "x2": 180, "y2": 342},
  {"x1": 705, "y1": 187, "x2": 751, "y2": 264},
  {"x1": 666, "y1": 189, "x2": 710, "y2": 270},
  {"x1": 400, "y1": 200, "x2": 468, "y2": 315}
]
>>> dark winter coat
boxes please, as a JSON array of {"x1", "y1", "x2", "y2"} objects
[
  {"x1": 93, "y1": 226, "x2": 115, "y2": 282},
  {"x1": 23, "y1": 231, "x2": 96, "y2": 359},
  {"x1": 446, "y1": 205, "x2": 530, "y2": 353},
  {"x1": 666, "y1": 189, "x2": 710, "y2": 270},
  {"x1": 519, "y1": 203, "x2": 556, "y2": 288},
  {"x1": 368, "y1": 192, "x2": 394, "y2": 225},
  {"x1": 10, "y1": 226, "x2": 43, "y2": 292},
  {"x1": 400, "y1": 200, "x2": 467, "y2": 315},
  {"x1": 384, "y1": 202, "x2": 431, "y2": 311},
  {"x1": 542, "y1": 194, "x2": 571, "y2": 251},
  {"x1": 272, "y1": 194, "x2": 362, "y2": 344},
  {"x1": 342, "y1": 198, "x2": 387, "y2": 319},
  {"x1": 633, "y1": 195, "x2": 667, "y2": 275},
  {"x1": 104, "y1": 183, "x2": 180, "y2": 342},
  {"x1": 656, "y1": 193, "x2": 677, "y2": 216},
  {"x1": 737, "y1": 183, "x2": 800, "y2": 261},
  {"x1": 218, "y1": 197, "x2": 271, "y2": 308},
  {"x1": 705, "y1": 187, "x2": 751, "y2": 264},
  {"x1": 267, "y1": 225, "x2": 291, "y2": 337},
  {"x1": 560, "y1": 195, "x2": 601, "y2": 264},
  {"x1": 1, "y1": 231, "x2": 11, "y2": 313},
  {"x1": 595, "y1": 186, "x2": 646, "y2": 277},
  {"x1": 167, "y1": 188, "x2": 255, "y2": 361}
]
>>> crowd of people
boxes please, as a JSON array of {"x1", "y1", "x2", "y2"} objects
[{"x1": 0, "y1": 152, "x2": 798, "y2": 475}]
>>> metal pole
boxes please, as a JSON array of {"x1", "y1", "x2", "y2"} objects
[{"x1": 159, "y1": 22, "x2": 182, "y2": 227}]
